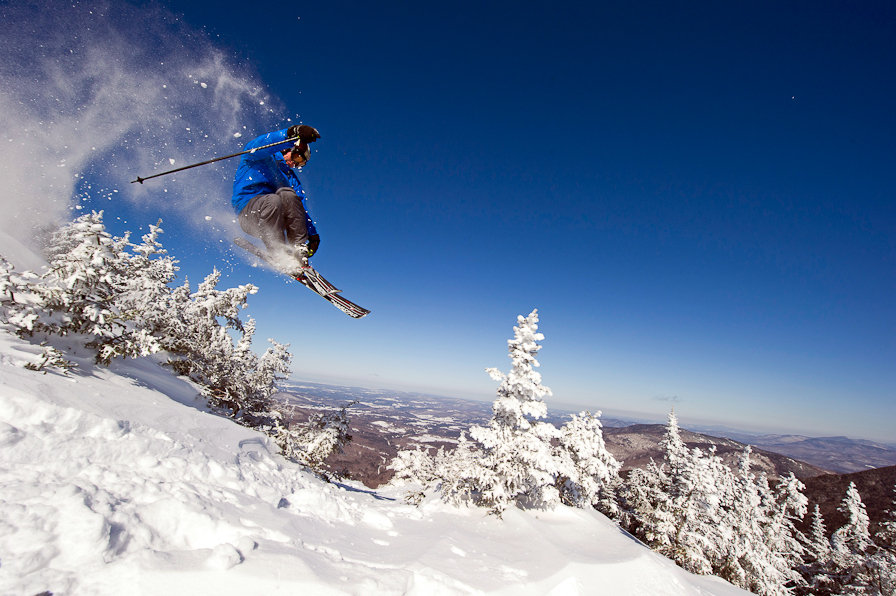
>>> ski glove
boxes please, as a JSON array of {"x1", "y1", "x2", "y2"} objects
[
  {"x1": 287, "y1": 125, "x2": 321, "y2": 143},
  {"x1": 308, "y1": 234, "x2": 320, "y2": 256}
]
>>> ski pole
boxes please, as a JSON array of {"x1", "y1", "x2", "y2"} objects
[{"x1": 130, "y1": 136, "x2": 300, "y2": 184}]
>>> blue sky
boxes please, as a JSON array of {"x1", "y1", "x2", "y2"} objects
[{"x1": 2, "y1": 1, "x2": 893, "y2": 441}]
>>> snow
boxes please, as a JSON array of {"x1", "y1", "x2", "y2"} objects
[{"x1": 0, "y1": 332, "x2": 748, "y2": 595}]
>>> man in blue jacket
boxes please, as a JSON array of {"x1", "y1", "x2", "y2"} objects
[{"x1": 232, "y1": 124, "x2": 321, "y2": 272}]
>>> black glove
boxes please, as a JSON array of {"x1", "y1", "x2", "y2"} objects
[
  {"x1": 307, "y1": 234, "x2": 320, "y2": 256},
  {"x1": 287, "y1": 125, "x2": 321, "y2": 143}
]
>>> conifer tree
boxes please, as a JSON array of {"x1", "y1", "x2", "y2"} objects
[
  {"x1": 37, "y1": 211, "x2": 131, "y2": 338},
  {"x1": 394, "y1": 309, "x2": 621, "y2": 516},
  {"x1": 656, "y1": 411, "x2": 718, "y2": 575},
  {"x1": 830, "y1": 482, "x2": 873, "y2": 594},
  {"x1": 798, "y1": 504, "x2": 834, "y2": 595},
  {"x1": 716, "y1": 447, "x2": 773, "y2": 594},
  {"x1": 0, "y1": 214, "x2": 328, "y2": 465},
  {"x1": 866, "y1": 484, "x2": 896, "y2": 596},
  {"x1": 832, "y1": 482, "x2": 872, "y2": 557},
  {"x1": 461, "y1": 309, "x2": 561, "y2": 513},
  {"x1": 555, "y1": 411, "x2": 621, "y2": 510}
]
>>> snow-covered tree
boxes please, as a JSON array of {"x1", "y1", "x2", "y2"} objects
[
  {"x1": 798, "y1": 504, "x2": 834, "y2": 595},
  {"x1": 641, "y1": 411, "x2": 722, "y2": 576},
  {"x1": 31, "y1": 211, "x2": 131, "y2": 339},
  {"x1": 1, "y1": 214, "x2": 309, "y2": 463},
  {"x1": 436, "y1": 309, "x2": 563, "y2": 514},
  {"x1": 828, "y1": 482, "x2": 873, "y2": 594},
  {"x1": 391, "y1": 309, "x2": 620, "y2": 516},
  {"x1": 865, "y1": 484, "x2": 896, "y2": 596},
  {"x1": 618, "y1": 459, "x2": 676, "y2": 551},
  {"x1": 832, "y1": 482, "x2": 872, "y2": 557},
  {"x1": 95, "y1": 220, "x2": 176, "y2": 363},
  {"x1": 555, "y1": 411, "x2": 621, "y2": 510},
  {"x1": 761, "y1": 473, "x2": 808, "y2": 592},
  {"x1": 0, "y1": 256, "x2": 42, "y2": 332},
  {"x1": 272, "y1": 403, "x2": 354, "y2": 478}
]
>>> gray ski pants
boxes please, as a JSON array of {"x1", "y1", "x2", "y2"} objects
[{"x1": 238, "y1": 187, "x2": 308, "y2": 253}]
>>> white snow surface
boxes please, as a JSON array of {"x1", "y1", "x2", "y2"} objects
[{"x1": 0, "y1": 333, "x2": 749, "y2": 595}]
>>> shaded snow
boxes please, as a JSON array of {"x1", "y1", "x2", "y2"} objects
[{"x1": 0, "y1": 333, "x2": 748, "y2": 595}]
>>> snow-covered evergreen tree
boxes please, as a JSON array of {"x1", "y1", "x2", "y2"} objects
[
  {"x1": 555, "y1": 411, "x2": 621, "y2": 510},
  {"x1": 456, "y1": 309, "x2": 562, "y2": 514},
  {"x1": 0, "y1": 256, "x2": 42, "y2": 332},
  {"x1": 95, "y1": 220, "x2": 176, "y2": 363},
  {"x1": 638, "y1": 411, "x2": 722, "y2": 576},
  {"x1": 833, "y1": 482, "x2": 872, "y2": 557},
  {"x1": 713, "y1": 447, "x2": 803, "y2": 596},
  {"x1": 618, "y1": 458, "x2": 676, "y2": 552},
  {"x1": 830, "y1": 482, "x2": 873, "y2": 594},
  {"x1": 865, "y1": 484, "x2": 896, "y2": 596},
  {"x1": 798, "y1": 504, "x2": 834, "y2": 595},
  {"x1": 273, "y1": 403, "x2": 354, "y2": 478},
  {"x1": 0, "y1": 214, "x2": 333, "y2": 466},
  {"x1": 392, "y1": 309, "x2": 620, "y2": 517},
  {"x1": 611, "y1": 412, "x2": 813, "y2": 596},
  {"x1": 762, "y1": 473, "x2": 808, "y2": 592},
  {"x1": 32, "y1": 211, "x2": 131, "y2": 340}
]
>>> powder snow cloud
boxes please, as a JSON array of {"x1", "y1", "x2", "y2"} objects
[{"x1": 0, "y1": 0, "x2": 284, "y2": 268}]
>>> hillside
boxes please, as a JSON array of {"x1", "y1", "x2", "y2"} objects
[
  {"x1": 0, "y1": 332, "x2": 749, "y2": 595},
  {"x1": 802, "y1": 465, "x2": 896, "y2": 538}
]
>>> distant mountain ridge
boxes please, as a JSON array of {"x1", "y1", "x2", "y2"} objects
[
  {"x1": 282, "y1": 380, "x2": 892, "y2": 478},
  {"x1": 690, "y1": 430, "x2": 896, "y2": 474},
  {"x1": 601, "y1": 424, "x2": 831, "y2": 480},
  {"x1": 280, "y1": 381, "x2": 832, "y2": 484}
]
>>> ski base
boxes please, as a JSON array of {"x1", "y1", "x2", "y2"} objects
[{"x1": 234, "y1": 238, "x2": 370, "y2": 319}]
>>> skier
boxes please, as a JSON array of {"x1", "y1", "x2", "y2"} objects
[{"x1": 232, "y1": 124, "x2": 322, "y2": 272}]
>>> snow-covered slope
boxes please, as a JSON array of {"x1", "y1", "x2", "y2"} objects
[{"x1": 0, "y1": 332, "x2": 748, "y2": 595}]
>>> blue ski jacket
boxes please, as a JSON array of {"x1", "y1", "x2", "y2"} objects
[{"x1": 231, "y1": 128, "x2": 318, "y2": 236}]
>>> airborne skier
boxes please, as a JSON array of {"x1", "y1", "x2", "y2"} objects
[
  {"x1": 231, "y1": 124, "x2": 322, "y2": 274},
  {"x1": 130, "y1": 122, "x2": 366, "y2": 316},
  {"x1": 229, "y1": 124, "x2": 369, "y2": 319}
]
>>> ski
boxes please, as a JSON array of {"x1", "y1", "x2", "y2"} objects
[{"x1": 233, "y1": 237, "x2": 370, "y2": 319}]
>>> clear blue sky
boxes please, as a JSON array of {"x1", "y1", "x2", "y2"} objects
[{"x1": 2, "y1": 1, "x2": 893, "y2": 441}]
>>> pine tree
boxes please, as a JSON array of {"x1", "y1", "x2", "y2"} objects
[
  {"x1": 0, "y1": 256, "x2": 42, "y2": 331},
  {"x1": 833, "y1": 482, "x2": 872, "y2": 556},
  {"x1": 655, "y1": 411, "x2": 718, "y2": 575},
  {"x1": 390, "y1": 309, "x2": 621, "y2": 515},
  {"x1": 763, "y1": 473, "x2": 808, "y2": 592},
  {"x1": 715, "y1": 447, "x2": 789, "y2": 595},
  {"x1": 798, "y1": 504, "x2": 834, "y2": 595},
  {"x1": 866, "y1": 484, "x2": 896, "y2": 596},
  {"x1": 555, "y1": 411, "x2": 621, "y2": 510},
  {"x1": 274, "y1": 404, "x2": 354, "y2": 475},
  {"x1": 878, "y1": 483, "x2": 896, "y2": 549},
  {"x1": 455, "y1": 309, "x2": 562, "y2": 513},
  {"x1": 830, "y1": 482, "x2": 873, "y2": 594},
  {"x1": 37, "y1": 211, "x2": 131, "y2": 339}
]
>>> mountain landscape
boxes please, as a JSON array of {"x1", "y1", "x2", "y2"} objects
[
  {"x1": 691, "y1": 430, "x2": 896, "y2": 474},
  {"x1": 280, "y1": 380, "x2": 895, "y2": 537},
  {"x1": 0, "y1": 219, "x2": 890, "y2": 594}
]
